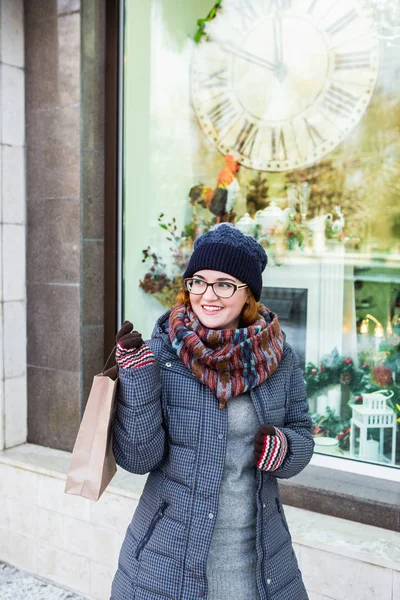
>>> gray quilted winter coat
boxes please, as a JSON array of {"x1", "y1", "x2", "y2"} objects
[{"x1": 111, "y1": 310, "x2": 314, "y2": 600}]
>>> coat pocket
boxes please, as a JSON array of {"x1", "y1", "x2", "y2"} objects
[
  {"x1": 275, "y1": 497, "x2": 291, "y2": 536},
  {"x1": 135, "y1": 501, "x2": 169, "y2": 561}
]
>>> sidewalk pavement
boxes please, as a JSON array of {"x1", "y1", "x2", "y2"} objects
[{"x1": 0, "y1": 563, "x2": 87, "y2": 600}]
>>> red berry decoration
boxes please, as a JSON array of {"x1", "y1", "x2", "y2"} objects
[
  {"x1": 311, "y1": 369, "x2": 317, "y2": 375},
  {"x1": 344, "y1": 358, "x2": 352, "y2": 365},
  {"x1": 372, "y1": 365, "x2": 393, "y2": 387}
]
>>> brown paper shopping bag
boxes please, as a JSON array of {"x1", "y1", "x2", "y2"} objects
[{"x1": 65, "y1": 348, "x2": 119, "y2": 501}]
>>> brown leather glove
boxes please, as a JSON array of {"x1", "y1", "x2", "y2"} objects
[
  {"x1": 115, "y1": 320, "x2": 144, "y2": 350},
  {"x1": 254, "y1": 424, "x2": 276, "y2": 463}
]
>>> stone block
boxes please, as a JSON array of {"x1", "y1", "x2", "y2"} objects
[
  {"x1": 27, "y1": 197, "x2": 80, "y2": 285},
  {"x1": 27, "y1": 283, "x2": 79, "y2": 371},
  {"x1": 4, "y1": 301, "x2": 26, "y2": 378},
  {"x1": 26, "y1": 105, "x2": 79, "y2": 199},
  {"x1": 82, "y1": 149, "x2": 104, "y2": 239},
  {"x1": 4, "y1": 376, "x2": 27, "y2": 447},
  {"x1": 2, "y1": 224, "x2": 25, "y2": 301},
  {"x1": 0, "y1": 529, "x2": 36, "y2": 573},
  {"x1": 0, "y1": 463, "x2": 38, "y2": 502},
  {"x1": 27, "y1": 366, "x2": 80, "y2": 451},
  {"x1": 36, "y1": 507, "x2": 64, "y2": 548},
  {"x1": 63, "y1": 514, "x2": 122, "y2": 567},
  {"x1": 25, "y1": 13, "x2": 80, "y2": 110},
  {"x1": 58, "y1": 0, "x2": 80, "y2": 15},
  {"x1": 82, "y1": 240, "x2": 104, "y2": 326},
  {"x1": 2, "y1": 145, "x2": 25, "y2": 224},
  {"x1": 1, "y1": 64, "x2": 24, "y2": 146},
  {"x1": 90, "y1": 491, "x2": 137, "y2": 533},
  {"x1": 37, "y1": 543, "x2": 91, "y2": 596},
  {"x1": 9, "y1": 496, "x2": 37, "y2": 538},
  {"x1": 393, "y1": 570, "x2": 400, "y2": 600},
  {"x1": 0, "y1": 495, "x2": 11, "y2": 528},
  {"x1": 90, "y1": 561, "x2": 114, "y2": 600},
  {"x1": 82, "y1": 324, "x2": 104, "y2": 412},
  {"x1": 37, "y1": 473, "x2": 91, "y2": 521},
  {"x1": 1, "y1": 0, "x2": 24, "y2": 68}
]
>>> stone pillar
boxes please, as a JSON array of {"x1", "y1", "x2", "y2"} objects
[
  {"x1": 0, "y1": 0, "x2": 26, "y2": 449},
  {"x1": 25, "y1": 0, "x2": 105, "y2": 451},
  {"x1": 81, "y1": 0, "x2": 106, "y2": 409}
]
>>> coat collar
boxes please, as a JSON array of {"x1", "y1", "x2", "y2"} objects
[{"x1": 151, "y1": 309, "x2": 172, "y2": 345}]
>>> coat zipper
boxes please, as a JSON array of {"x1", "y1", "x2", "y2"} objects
[
  {"x1": 251, "y1": 388, "x2": 269, "y2": 600},
  {"x1": 258, "y1": 472, "x2": 269, "y2": 600},
  {"x1": 135, "y1": 501, "x2": 168, "y2": 560}
]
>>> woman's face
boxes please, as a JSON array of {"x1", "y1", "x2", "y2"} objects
[{"x1": 189, "y1": 270, "x2": 248, "y2": 330}]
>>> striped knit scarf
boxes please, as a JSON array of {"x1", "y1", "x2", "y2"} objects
[{"x1": 168, "y1": 303, "x2": 284, "y2": 408}]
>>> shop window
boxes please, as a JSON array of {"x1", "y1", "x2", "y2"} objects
[{"x1": 121, "y1": 0, "x2": 400, "y2": 469}]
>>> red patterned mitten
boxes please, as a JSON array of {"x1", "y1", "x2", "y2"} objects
[
  {"x1": 254, "y1": 425, "x2": 288, "y2": 472},
  {"x1": 115, "y1": 320, "x2": 155, "y2": 369},
  {"x1": 115, "y1": 343, "x2": 155, "y2": 369}
]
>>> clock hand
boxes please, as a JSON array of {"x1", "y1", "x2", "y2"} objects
[
  {"x1": 213, "y1": 37, "x2": 276, "y2": 72},
  {"x1": 272, "y1": 15, "x2": 288, "y2": 82},
  {"x1": 273, "y1": 15, "x2": 283, "y2": 66}
]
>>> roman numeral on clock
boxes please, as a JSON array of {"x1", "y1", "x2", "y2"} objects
[
  {"x1": 229, "y1": 0, "x2": 259, "y2": 29},
  {"x1": 271, "y1": 127, "x2": 287, "y2": 161},
  {"x1": 335, "y1": 51, "x2": 371, "y2": 71},
  {"x1": 324, "y1": 84, "x2": 358, "y2": 118},
  {"x1": 326, "y1": 9, "x2": 357, "y2": 36},
  {"x1": 307, "y1": 0, "x2": 320, "y2": 14},
  {"x1": 199, "y1": 68, "x2": 229, "y2": 89},
  {"x1": 268, "y1": 0, "x2": 292, "y2": 12},
  {"x1": 208, "y1": 97, "x2": 239, "y2": 132},
  {"x1": 304, "y1": 118, "x2": 325, "y2": 148},
  {"x1": 233, "y1": 120, "x2": 259, "y2": 156}
]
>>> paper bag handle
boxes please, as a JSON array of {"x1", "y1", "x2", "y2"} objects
[{"x1": 103, "y1": 344, "x2": 118, "y2": 374}]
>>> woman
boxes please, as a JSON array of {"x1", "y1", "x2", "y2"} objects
[{"x1": 111, "y1": 223, "x2": 314, "y2": 600}]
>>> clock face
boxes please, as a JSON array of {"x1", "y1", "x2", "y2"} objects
[{"x1": 191, "y1": 0, "x2": 380, "y2": 171}]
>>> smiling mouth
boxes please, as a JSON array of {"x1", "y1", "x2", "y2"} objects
[{"x1": 202, "y1": 305, "x2": 223, "y2": 313}]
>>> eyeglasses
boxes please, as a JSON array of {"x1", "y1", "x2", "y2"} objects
[{"x1": 184, "y1": 278, "x2": 248, "y2": 299}]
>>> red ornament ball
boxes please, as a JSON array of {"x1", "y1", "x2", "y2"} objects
[
  {"x1": 344, "y1": 358, "x2": 352, "y2": 365},
  {"x1": 311, "y1": 369, "x2": 317, "y2": 375}
]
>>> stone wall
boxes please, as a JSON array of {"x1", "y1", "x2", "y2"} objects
[
  {"x1": 0, "y1": 0, "x2": 26, "y2": 450},
  {"x1": 0, "y1": 445, "x2": 399, "y2": 600}
]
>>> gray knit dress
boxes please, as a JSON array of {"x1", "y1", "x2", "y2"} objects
[{"x1": 206, "y1": 393, "x2": 261, "y2": 600}]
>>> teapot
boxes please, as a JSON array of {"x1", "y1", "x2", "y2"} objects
[
  {"x1": 235, "y1": 212, "x2": 255, "y2": 235},
  {"x1": 255, "y1": 201, "x2": 291, "y2": 231}
]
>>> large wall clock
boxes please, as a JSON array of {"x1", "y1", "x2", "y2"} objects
[{"x1": 191, "y1": 0, "x2": 380, "y2": 171}]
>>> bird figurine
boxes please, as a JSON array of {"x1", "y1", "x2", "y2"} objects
[
  {"x1": 189, "y1": 155, "x2": 240, "y2": 223},
  {"x1": 331, "y1": 205, "x2": 345, "y2": 234}
]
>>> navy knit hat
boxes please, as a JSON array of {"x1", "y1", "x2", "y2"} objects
[{"x1": 183, "y1": 223, "x2": 268, "y2": 301}]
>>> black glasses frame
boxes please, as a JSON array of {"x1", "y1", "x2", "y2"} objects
[{"x1": 184, "y1": 278, "x2": 248, "y2": 298}]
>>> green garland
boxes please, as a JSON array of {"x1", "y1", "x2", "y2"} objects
[
  {"x1": 195, "y1": 1, "x2": 223, "y2": 43},
  {"x1": 305, "y1": 347, "x2": 400, "y2": 427},
  {"x1": 304, "y1": 348, "x2": 366, "y2": 394}
]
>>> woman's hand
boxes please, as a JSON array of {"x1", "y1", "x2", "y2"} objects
[
  {"x1": 115, "y1": 321, "x2": 155, "y2": 370},
  {"x1": 116, "y1": 321, "x2": 144, "y2": 350},
  {"x1": 254, "y1": 424, "x2": 288, "y2": 472}
]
